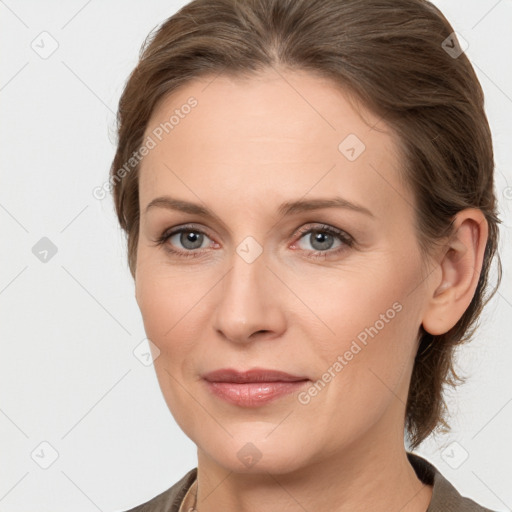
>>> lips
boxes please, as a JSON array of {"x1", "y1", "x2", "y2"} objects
[
  {"x1": 202, "y1": 368, "x2": 311, "y2": 407},
  {"x1": 202, "y1": 367, "x2": 309, "y2": 383}
]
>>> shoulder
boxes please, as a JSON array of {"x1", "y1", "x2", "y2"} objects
[
  {"x1": 120, "y1": 468, "x2": 197, "y2": 512},
  {"x1": 407, "y1": 452, "x2": 498, "y2": 512}
]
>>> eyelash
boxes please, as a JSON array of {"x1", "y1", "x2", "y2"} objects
[{"x1": 152, "y1": 223, "x2": 354, "y2": 260}]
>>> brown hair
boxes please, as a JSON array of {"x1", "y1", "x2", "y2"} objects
[{"x1": 109, "y1": 0, "x2": 502, "y2": 449}]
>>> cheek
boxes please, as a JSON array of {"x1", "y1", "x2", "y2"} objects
[
  {"x1": 134, "y1": 261, "x2": 213, "y2": 366},
  {"x1": 134, "y1": 265, "x2": 204, "y2": 424},
  {"x1": 293, "y1": 264, "x2": 411, "y2": 346},
  {"x1": 135, "y1": 262, "x2": 186, "y2": 354},
  {"x1": 294, "y1": 275, "x2": 421, "y2": 442},
  {"x1": 300, "y1": 258, "x2": 422, "y2": 386}
]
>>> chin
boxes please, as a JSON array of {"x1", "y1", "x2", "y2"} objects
[{"x1": 197, "y1": 426, "x2": 313, "y2": 475}]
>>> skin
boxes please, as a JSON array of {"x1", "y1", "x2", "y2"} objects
[{"x1": 134, "y1": 67, "x2": 488, "y2": 512}]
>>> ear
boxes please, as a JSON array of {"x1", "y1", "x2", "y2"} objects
[{"x1": 421, "y1": 209, "x2": 488, "y2": 336}]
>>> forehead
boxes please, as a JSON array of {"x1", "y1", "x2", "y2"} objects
[{"x1": 139, "y1": 68, "x2": 408, "y2": 218}]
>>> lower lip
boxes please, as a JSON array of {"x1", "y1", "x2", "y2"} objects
[{"x1": 204, "y1": 380, "x2": 310, "y2": 407}]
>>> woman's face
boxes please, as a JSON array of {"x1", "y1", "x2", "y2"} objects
[{"x1": 135, "y1": 68, "x2": 436, "y2": 473}]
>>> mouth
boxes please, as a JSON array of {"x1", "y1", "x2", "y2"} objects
[
  {"x1": 202, "y1": 367, "x2": 309, "y2": 383},
  {"x1": 202, "y1": 368, "x2": 310, "y2": 407}
]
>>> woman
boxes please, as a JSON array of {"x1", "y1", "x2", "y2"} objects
[{"x1": 110, "y1": 0, "x2": 502, "y2": 510}]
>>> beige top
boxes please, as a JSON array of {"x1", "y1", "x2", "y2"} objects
[
  {"x1": 177, "y1": 479, "x2": 197, "y2": 512},
  {"x1": 122, "y1": 452, "x2": 497, "y2": 511}
]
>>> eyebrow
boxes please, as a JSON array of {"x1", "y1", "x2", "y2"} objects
[{"x1": 144, "y1": 195, "x2": 374, "y2": 220}]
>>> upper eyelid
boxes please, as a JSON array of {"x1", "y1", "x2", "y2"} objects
[{"x1": 164, "y1": 223, "x2": 214, "y2": 240}]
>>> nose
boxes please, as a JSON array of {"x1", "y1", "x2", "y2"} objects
[{"x1": 212, "y1": 247, "x2": 287, "y2": 344}]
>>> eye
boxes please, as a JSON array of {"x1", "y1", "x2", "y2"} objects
[
  {"x1": 152, "y1": 222, "x2": 354, "y2": 260},
  {"x1": 152, "y1": 224, "x2": 216, "y2": 259},
  {"x1": 291, "y1": 223, "x2": 354, "y2": 259}
]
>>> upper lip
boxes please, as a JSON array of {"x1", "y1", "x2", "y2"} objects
[{"x1": 203, "y1": 368, "x2": 309, "y2": 383}]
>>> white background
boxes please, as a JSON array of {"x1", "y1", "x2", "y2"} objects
[{"x1": 1, "y1": 1, "x2": 511, "y2": 511}]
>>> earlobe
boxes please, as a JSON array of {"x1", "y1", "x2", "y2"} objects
[{"x1": 421, "y1": 209, "x2": 488, "y2": 336}]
